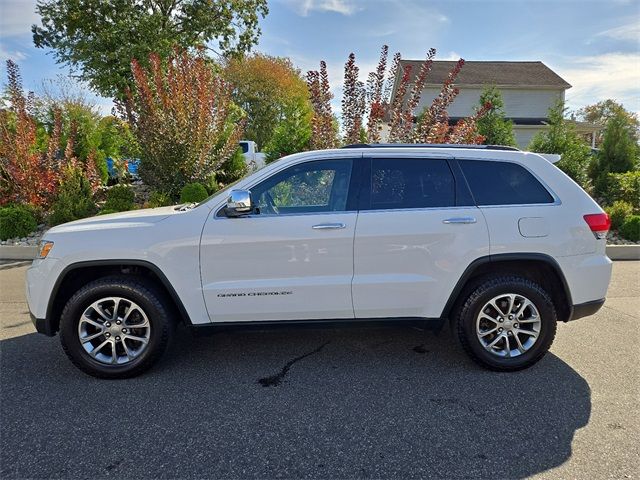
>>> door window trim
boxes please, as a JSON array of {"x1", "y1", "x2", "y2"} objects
[
  {"x1": 455, "y1": 157, "x2": 561, "y2": 207},
  {"x1": 214, "y1": 157, "x2": 364, "y2": 219},
  {"x1": 358, "y1": 157, "x2": 470, "y2": 211}
]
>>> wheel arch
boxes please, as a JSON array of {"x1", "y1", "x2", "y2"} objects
[
  {"x1": 442, "y1": 253, "x2": 573, "y2": 323},
  {"x1": 47, "y1": 260, "x2": 192, "y2": 335}
]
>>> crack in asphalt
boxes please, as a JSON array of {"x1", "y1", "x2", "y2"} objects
[{"x1": 258, "y1": 341, "x2": 330, "y2": 387}]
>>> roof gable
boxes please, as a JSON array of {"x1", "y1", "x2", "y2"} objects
[{"x1": 398, "y1": 60, "x2": 571, "y2": 89}]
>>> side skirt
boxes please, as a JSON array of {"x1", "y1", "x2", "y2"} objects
[{"x1": 188, "y1": 316, "x2": 447, "y2": 336}]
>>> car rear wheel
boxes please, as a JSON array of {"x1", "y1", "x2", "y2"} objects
[
  {"x1": 455, "y1": 276, "x2": 557, "y2": 371},
  {"x1": 59, "y1": 276, "x2": 173, "y2": 379}
]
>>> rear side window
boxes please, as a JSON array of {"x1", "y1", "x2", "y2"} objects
[
  {"x1": 369, "y1": 158, "x2": 455, "y2": 210},
  {"x1": 460, "y1": 160, "x2": 554, "y2": 205}
]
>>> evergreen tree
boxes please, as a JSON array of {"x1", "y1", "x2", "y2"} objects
[{"x1": 476, "y1": 86, "x2": 516, "y2": 146}]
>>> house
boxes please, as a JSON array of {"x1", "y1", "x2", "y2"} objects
[{"x1": 384, "y1": 60, "x2": 599, "y2": 148}]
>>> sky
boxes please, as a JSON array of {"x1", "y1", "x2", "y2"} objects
[{"x1": 1, "y1": 0, "x2": 639, "y2": 116}]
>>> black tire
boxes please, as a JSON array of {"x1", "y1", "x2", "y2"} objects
[
  {"x1": 59, "y1": 275, "x2": 173, "y2": 379},
  {"x1": 454, "y1": 276, "x2": 557, "y2": 371}
]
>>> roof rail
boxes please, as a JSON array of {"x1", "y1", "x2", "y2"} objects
[{"x1": 341, "y1": 143, "x2": 520, "y2": 151}]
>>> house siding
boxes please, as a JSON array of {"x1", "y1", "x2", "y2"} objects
[{"x1": 415, "y1": 87, "x2": 564, "y2": 118}]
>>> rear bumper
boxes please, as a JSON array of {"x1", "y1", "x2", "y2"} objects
[{"x1": 568, "y1": 298, "x2": 605, "y2": 321}]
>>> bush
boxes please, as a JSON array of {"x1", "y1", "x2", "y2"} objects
[
  {"x1": 147, "y1": 191, "x2": 173, "y2": 208},
  {"x1": 180, "y1": 183, "x2": 208, "y2": 203},
  {"x1": 600, "y1": 171, "x2": 640, "y2": 209},
  {"x1": 620, "y1": 215, "x2": 640, "y2": 242},
  {"x1": 103, "y1": 184, "x2": 135, "y2": 212},
  {"x1": 97, "y1": 209, "x2": 119, "y2": 215},
  {"x1": 49, "y1": 165, "x2": 97, "y2": 225},
  {"x1": 606, "y1": 201, "x2": 634, "y2": 230},
  {"x1": 0, "y1": 205, "x2": 38, "y2": 240}
]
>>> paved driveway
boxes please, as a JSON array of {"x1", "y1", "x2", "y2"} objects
[{"x1": 1, "y1": 262, "x2": 638, "y2": 479}]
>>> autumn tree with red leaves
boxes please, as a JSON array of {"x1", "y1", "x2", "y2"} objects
[
  {"x1": 306, "y1": 61, "x2": 338, "y2": 150},
  {"x1": 307, "y1": 46, "x2": 489, "y2": 147},
  {"x1": 0, "y1": 60, "x2": 60, "y2": 207},
  {"x1": 118, "y1": 49, "x2": 244, "y2": 196}
]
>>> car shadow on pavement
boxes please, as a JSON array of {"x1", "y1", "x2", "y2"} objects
[{"x1": 0, "y1": 325, "x2": 590, "y2": 479}]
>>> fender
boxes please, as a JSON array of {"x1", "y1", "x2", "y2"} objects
[
  {"x1": 440, "y1": 253, "x2": 573, "y2": 320},
  {"x1": 45, "y1": 259, "x2": 192, "y2": 328}
]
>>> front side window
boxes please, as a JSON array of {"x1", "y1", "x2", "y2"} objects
[
  {"x1": 250, "y1": 159, "x2": 353, "y2": 215},
  {"x1": 368, "y1": 158, "x2": 455, "y2": 210},
  {"x1": 459, "y1": 160, "x2": 554, "y2": 205}
]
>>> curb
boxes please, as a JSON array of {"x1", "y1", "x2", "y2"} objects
[
  {"x1": 0, "y1": 246, "x2": 38, "y2": 260},
  {"x1": 606, "y1": 245, "x2": 640, "y2": 261},
  {"x1": 1, "y1": 244, "x2": 639, "y2": 261}
]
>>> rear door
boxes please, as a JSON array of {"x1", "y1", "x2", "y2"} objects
[{"x1": 352, "y1": 153, "x2": 490, "y2": 319}]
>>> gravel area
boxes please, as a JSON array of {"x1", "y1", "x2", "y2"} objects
[{"x1": 0, "y1": 224, "x2": 47, "y2": 247}]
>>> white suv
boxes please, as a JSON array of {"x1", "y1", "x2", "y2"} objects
[{"x1": 26, "y1": 145, "x2": 613, "y2": 378}]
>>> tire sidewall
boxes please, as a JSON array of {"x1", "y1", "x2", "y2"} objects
[
  {"x1": 60, "y1": 280, "x2": 169, "y2": 378},
  {"x1": 460, "y1": 279, "x2": 556, "y2": 370}
]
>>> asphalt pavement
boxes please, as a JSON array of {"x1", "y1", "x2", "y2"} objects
[{"x1": 1, "y1": 262, "x2": 638, "y2": 479}]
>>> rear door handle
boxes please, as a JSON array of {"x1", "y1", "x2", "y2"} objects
[
  {"x1": 312, "y1": 223, "x2": 346, "y2": 230},
  {"x1": 443, "y1": 217, "x2": 477, "y2": 224}
]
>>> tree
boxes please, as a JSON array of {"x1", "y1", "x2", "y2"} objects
[
  {"x1": 118, "y1": 49, "x2": 244, "y2": 197},
  {"x1": 263, "y1": 97, "x2": 312, "y2": 163},
  {"x1": 575, "y1": 99, "x2": 639, "y2": 145},
  {"x1": 0, "y1": 60, "x2": 60, "y2": 207},
  {"x1": 475, "y1": 86, "x2": 516, "y2": 146},
  {"x1": 306, "y1": 46, "x2": 489, "y2": 147},
  {"x1": 528, "y1": 101, "x2": 592, "y2": 188},
  {"x1": 306, "y1": 61, "x2": 338, "y2": 149},
  {"x1": 590, "y1": 111, "x2": 640, "y2": 196},
  {"x1": 224, "y1": 54, "x2": 312, "y2": 151},
  {"x1": 33, "y1": 0, "x2": 268, "y2": 99}
]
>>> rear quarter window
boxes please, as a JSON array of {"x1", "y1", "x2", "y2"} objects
[{"x1": 459, "y1": 160, "x2": 554, "y2": 206}]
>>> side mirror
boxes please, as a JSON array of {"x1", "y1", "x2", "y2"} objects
[{"x1": 225, "y1": 189, "x2": 252, "y2": 217}]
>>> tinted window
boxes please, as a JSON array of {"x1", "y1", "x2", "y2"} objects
[
  {"x1": 460, "y1": 160, "x2": 554, "y2": 205},
  {"x1": 250, "y1": 159, "x2": 353, "y2": 215},
  {"x1": 239, "y1": 142, "x2": 249, "y2": 154},
  {"x1": 369, "y1": 158, "x2": 455, "y2": 209}
]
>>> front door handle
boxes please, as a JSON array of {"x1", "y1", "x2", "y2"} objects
[
  {"x1": 312, "y1": 223, "x2": 346, "y2": 230},
  {"x1": 443, "y1": 217, "x2": 477, "y2": 224}
]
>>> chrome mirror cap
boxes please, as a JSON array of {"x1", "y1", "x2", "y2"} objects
[{"x1": 226, "y1": 189, "x2": 252, "y2": 217}]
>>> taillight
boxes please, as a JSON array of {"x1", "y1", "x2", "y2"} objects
[{"x1": 583, "y1": 213, "x2": 610, "y2": 239}]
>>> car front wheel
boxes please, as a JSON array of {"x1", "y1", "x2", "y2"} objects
[
  {"x1": 455, "y1": 276, "x2": 557, "y2": 371},
  {"x1": 59, "y1": 276, "x2": 173, "y2": 379}
]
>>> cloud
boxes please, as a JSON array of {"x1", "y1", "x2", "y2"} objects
[
  {"x1": 0, "y1": 44, "x2": 27, "y2": 62},
  {"x1": 0, "y1": 0, "x2": 39, "y2": 38},
  {"x1": 555, "y1": 52, "x2": 640, "y2": 113},
  {"x1": 282, "y1": 0, "x2": 360, "y2": 16},
  {"x1": 596, "y1": 22, "x2": 640, "y2": 42}
]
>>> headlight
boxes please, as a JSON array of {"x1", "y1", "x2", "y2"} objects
[{"x1": 37, "y1": 240, "x2": 54, "y2": 259}]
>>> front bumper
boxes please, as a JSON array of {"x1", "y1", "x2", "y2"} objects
[{"x1": 568, "y1": 298, "x2": 605, "y2": 321}]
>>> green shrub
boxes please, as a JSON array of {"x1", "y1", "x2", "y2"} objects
[
  {"x1": 180, "y1": 183, "x2": 208, "y2": 203},
  {"x1": 0, "y1": 205, "x2": 38, "y2": 240},
  {"x1": 606, "y1": 201, "x2": 634, "y2": 230},
  {"x1": 97, "y1": 209, "x2": 119, "y2": 215},
  {"x1": 600, "y1": 171, "x2": 640, "y2": 209},
  {"x1": 620, "y1": 215, "x2": 640, "y2": 242},
  {"x1": 215, "y1": 147, "x2": 247, "y2": 186},
  {"x1": 147, "y1": 191, "x2": 173, "y2": 208},
  {"x1": 103, "y1": 184, "x2": 135, "y2": 212},
  {"x1": 49, "y1": 165, "x2": 97, "y2": 225}
]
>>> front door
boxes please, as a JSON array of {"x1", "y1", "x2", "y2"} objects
[{"x1": 200, "y1": 157, "x2": 358, "y2": 322}]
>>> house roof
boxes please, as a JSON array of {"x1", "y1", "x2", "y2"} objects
[{"x1": 397, "y1": 60, "x2": 572, "y2": 89}]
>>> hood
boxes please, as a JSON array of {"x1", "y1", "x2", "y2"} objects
[{"x1": 47, "y1": 205, "x2": 182, "y2": 234}]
